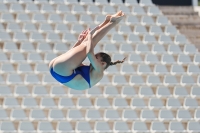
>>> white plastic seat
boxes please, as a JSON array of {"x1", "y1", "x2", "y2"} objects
[
  {"x1": 140, "y1": 109, "x2": 157, "y2": 121},
  {"x1": 56, "y1": 121, "x2": 73, "y2": 133},
  {"x1": 169, "y1": 121, "x2": 186, "y2": 132},
  {"x1": 27, "y1": 52, "x2": 43, "y2": 63},
  {"x1": 190, "y1": 86, "x2": 200, "y2": 98},
  {"x1": 103, "y1": 86, "x2": 120, "y2": 97},
  {"x1": 139, "y1": 86, "x2": 155, "y2": 97},
  {"x1": 79, "y1": 14, "x2": 93, "y2": 24},
  {"x1": 50, "y1": 86, "x2": 66, "y2": 97},
  {"x1": 34, "y1": 63, "x2": 49, "y2": 74},
  {"x1": 110, "y1": 0, "x2": 123, "y2": 6},
  {"x1": 167, "y1": 44, "x2": 182, "y2": 55},
  {"x1": 134, "y1": 25, "x2": 148, "y2": 35},
  {"x1": 6, "y1": 22, "x2": 21, "y2": 32},
  {"x1": 0, "y1": 51, "x2": 9, "y2": 62},
  {"x1": 58, "y1": 97, "x2": 75, "y2": 109},
  {"x1": 180, "y1": 75, "x2": 195, "y2": 86},
  {"x1": 158, "y1": 34, "x2": 173, "y2": 44},
  {"x1": 135, "y1": 44, "x2": 150, "y2": 54},
  {"x1": 0, "y1": 23, "x2": 4, "y2": 31},
  {"x1": 32, "y1": 86, "x2": 48, "y2": 97},
  {"x1": 9, "y1": 3, "x2": 23, "y2": 13},
  {"x1": 48, "y1": 109, "x2": 65, "y2": 120},
  {"x1": 194, "y1": 109, "x2": 200, "y2": 121},
  {"x1": 149, "y1": 98, "x2": 164, "y2": 109},
  {"x1": 40, "y1": 97, "x2": 57, "y2": 109},
  {"x1": 18, "y1": 121, "x2": 36, "y2": 133},
  {"x1": 147, "y1": 6, "x2": 162, "y2": 16},
  {"x1": 159, "y1": 109, "x2": 175, "y2": 121},
  {"x1": 170, "y1": 64, "x2": 185, "y2": 75},
  {"x1": 122, "y1": 109, "x2": 139, "y2": 121},
  {"x1": 0, "y1": 121, "x2": 16, "y2": 133},
  {"x1": 95, "y1": 97, "x2": 111, "y2": 109},
  {"x1": 141, "y1": 16, "x2": 155, "y2": 26},
  {"x1": 143, "y1": 34, "x2": 157, "y2": 44},
  {"x1": 145, "y1": 54, "x2": 160, "y2": 64},
  {"x1": 86, "y1": 109, "x2": 102, "y2": 121},
  {"x1": 87, "y1": 5, "x2": 101, "y2": 15},
  {"x1": 29, "y1": 32, "x2": 45, "y2": 42},
  {"x1": 40, "y1": 3, "x2": 54, "y2": 14},
  {"x1": 0, "y1": 63, "x2": 15, "y2": 74},
  {"x1": 147, "y1": 75, "x2": 162, "y2": 86},
  {"x1": 127, "y1": 33, "x2": 141, "y2": 44},
  {"x1": 6, "y1": 74, "x2": 23, "y2": 85},
  {"x1": 129, "y1": 75, "x2": 145, "y2": 86},
  {"x1": 36, "y1": 42, "x2": 52, "y2": 53},
  {"x1": 10, "y1": 109, "x2": 27, "y2": 120},
  {"x1": 132, "y1": 121, "x2": 148, "y2": 132},
  {"x1": 62, "y1": 33, "x2": 76, "y2": 43},
  {"x1": 156, "y1": 86, "x2": 172, "y2": 98},
  {"x1": 75, "y1": 121, "x2": 92, "y2": 133},
  {"x1": 149, "y1": 25, "x2": 163, "y2": 36},
  {"x1": 1, "y1": 13, "x2": 15, "y2": 22},
  {"x1": 38, "y1": 23, "x2": 53, "y2": 33},
  {"x1": 63, "y1": 14, "x2": 78, "y2": 24},
  {"x1": 0, "y1": 31, "x2": 11, "y2": 41},
  {"x1": 14, "y1": 85, "x2": 31, "y2": 97},
  {"x1": 22, "y1": 97, "x2": 38, "y2": 109},
  {"x1": 163, "y1": 75, "x2": 179, "y2": 86},
  {"x1": 121, "y1": 86, "x2": 137, "y2": 98},
  {"x1": 131, "y1": 97, "x2": 146, "y2": 109},
  {"x1": 104, "y1": 109, "x2": 120, "y2": 121},
  {"x1": 114, "y1": 121, "x2": 131, "y2": 133},
  {"x1": 137, "y1": 64, "x2": 152, "y2": 75},
  {"x1": 176, "y1": 109, "x2": 192, "y2": 121},
  {"x1": 71, "y1": 4, "x2": 85, "y2": 15},
  {"x1": 0, "y1": 75, "x2": 5, "y2": 84},
  {"x1": 154, "y1": 64, "x2": 169, "y2": 75},
  {"x1": 3, "y1": 97, "x2": 20, "y2": 108},
  {"x1": 117, "y1": 5, "x2": 131, "y2": 15},
  {"x1": 86, "y1": 86, "x2": 102, "y2": 97},
  {"x1": 161, "y1": 54, "x2": 176, "y2": 65},
  {"x1": 112, "y1": 75, "x2": 129, "y2": 86},
  {"x1": 125, "y1": 0, "x2": 138, "y2": 6},
  {"x1": 184, "y1": 45, "x2": 198, "y2": 55},
  {"x1": 68, "y1": 89, "x2": 84, "y2": 97},
  {"x1": 174, "y1": 34, "x2": 188, "y2": 45},
  {"x1": 19, "y1": 0, "x2": 33, "y2": 3},
  {"x1": 103, "y1": 44, "x2": 118, "y2": 54},
  {"x1": 0, "y1": 85, "x2": 12, "y2": 96},
  {"x1": 13, "y1": 32, "x2": 28, "y2": 42},
  {"x1": 187, "y1": 121, "x2": 200, "y2": 132},
  {"x1": 25, "y1": 3, "x2": 39, "y2": 13},
  {"x1": 166, "y1": 98, "x2": 182, "y2": 109},
  {"x1": 79, "y1": 0, "x2": 93, "y2": 5},
  {"x1": 113, "y1": 97, "x2": 129, "y2": 109},
  {"x1": 97, "y1": 75, "x2": 111, "y2": 86},
  {"x1": 44, "y1": 53, "x2": 56, "y2": 63},
  {"x1": 70, "y1": 24, "x2": 84, "y2": 34},
  {"x1": 67, "y1": 109, "x2": 84, "y2": 120},
  {"x1": 0, "y1": 3, "x2": 8, "y2": 12},
  {"x1": 16, "y1": 13, "x2": 31, "y2": 23},
  {"x1": 111, "y1": 33, "x2": 125, "y2": 43},
  {"x1": 48, "y1": 13, "x2": 62, "y2": 24},
  {"x1": 94, "y1": 14, "x2": 105, "y2": 24},
  {"x1": 42, "y1": 73, "x2": 58, "y2": 85},
  {"x1": 193, "y1": 54, "x2": 200, "y2": 65},
  {"x1": 125, "y1": 16, "x2": 140, "y2": 26},
  {"x1": 22, "y1": 23, "x2": 37, "y2": 33},
  {"x1": 140, "y1": 0, "x2": 154, "y2": 6},
  {"x1": 37, "y1": 121, "x2": 55, "y2": 133},
  {"x1": 77, "y1": 97, "x2": 93, "y2": 109},
  {"x1": 105, "y1": 64, "x2": 118, "y2": 75},
  {"x1": 156, "y1": 16, "x2": 170, "y2": 26},
  {"x1": 177, "y1": 54, "x2": 192, "y2": 65},
  {"x1": 64, "y1": 0, "x2": 78, "y2": 5},
  {"x1": 165, "y1": 25, "x2": 178, "y2": 35},
  {"x1": 102, "y1": 5, "x2": 116, "y2": 15},
  {"x1": 118, "y1": 24, "x2": 132, "y2": 35},
  {"x1": 132, "y1": 6, "x2": 146, "y2": 16},
  {"x1": 94, "y1": 121, "x2": 111, "y2": 133},
  {"x1": 24, "y1": 74, "x2": 41, "y2": 85},
  {"x1": 128, "y1": 53, "x2": 143, "y2": 64},
  {"x1": 173, "y1": 86, "x2": 188, "y2": 98},
  {"x1": 32, "y1": 13, "x2": 47, "y2": 23},
  {"x1": 49, "y1": 0, "x2": 64, "y2": 4},
  {"x1": 184, "y1": 97, "x2": 198, "y2": 109},
  {"x1": 56, "y1": 4, "x2": 70, "y2": 14},
  {"x1": 120, "y1": 63, "x2": 136, "y2": 75},
  {"x1": 53, "y1": 43, "x2": 69, "y2": 54},
  {"x1": 151, "y1": 121, "x2": 167, "y2": 133}
]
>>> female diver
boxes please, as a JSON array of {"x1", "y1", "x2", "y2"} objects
[{"x1": 49, "y1": 11, "x2": 126, "y2": 90}]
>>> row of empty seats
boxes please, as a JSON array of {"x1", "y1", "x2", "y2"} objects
[
  {"x1": 1, "y1": 97, "x2": 200, "y2": 109},
  {"x1": 1, "y1": 120, "x2": 199, "y2": 133}
]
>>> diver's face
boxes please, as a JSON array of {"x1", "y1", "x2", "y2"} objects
[{"x1": 95, "y1": 54, "x2": 107, "y2": 69}]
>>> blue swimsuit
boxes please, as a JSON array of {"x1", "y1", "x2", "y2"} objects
[{"x1": 50, "y1": 65, "x2": 91, "y2": 88}]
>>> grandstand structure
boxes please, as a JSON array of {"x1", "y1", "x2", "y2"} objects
[{"x1": 0, "y1": 0, "x2": 199, "y2": 132}]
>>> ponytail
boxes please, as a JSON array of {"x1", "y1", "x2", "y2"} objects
[{"x1": 110, "y1": 57, "x2": 127, "y2": 66}]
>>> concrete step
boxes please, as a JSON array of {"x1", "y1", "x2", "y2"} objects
[
  {"x1": 158, "y1": 6, "x2": 198, "y2": 15},
  {"x1": 166, "y1": 15, "x2": 200, "y2": 25}
]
